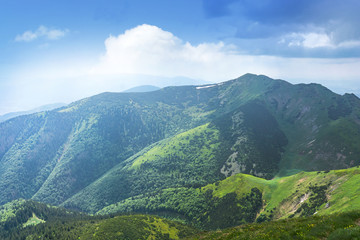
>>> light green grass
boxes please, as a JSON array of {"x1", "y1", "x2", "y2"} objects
[
  {"x1": 22, "y1": 213, "x2": 45, "y2": 228},
  {"x1": 0, "y1": 199, "x2": 26, "y2": 223},
  {"x1": 131, "y1": 123, "x2": 219, "y2": 169},
  {"x1": 202, "y1": 174, "x2": 272, "y2": 199},
  {"x1": 202, "y1": 167, "x2": 360, "y2": 219}
]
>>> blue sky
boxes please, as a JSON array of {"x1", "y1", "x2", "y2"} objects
[{"x1": 1, "y1": 0, "x2": 360, "y2": 114}]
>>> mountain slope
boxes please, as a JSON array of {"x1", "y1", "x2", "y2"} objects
[
  {"x1": 62, "y1": 101, "x2": 287, "y2": 213},
  {"x1": 188, "y1": 211, "x2": 360, "y2": 240},
  {"x1": 97, "y1": 167, "x2": 360, "y2": 230},
  {"x1": 0, "y1": 73, "x2": 359, "y2": 214},
  {"x1": 0, "y1": 199, "x2": 197, "y2": 240}
]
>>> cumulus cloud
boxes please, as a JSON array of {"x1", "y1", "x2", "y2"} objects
[
  {"x1": 91, "y1": 24, "x2": 243, "y2": 81},
  {"x1": 15, "y1": 25, "x2": 68, "y2": 42},
  {"x1": 90, "y1": 24, "x2": 360, "y2": 84}
]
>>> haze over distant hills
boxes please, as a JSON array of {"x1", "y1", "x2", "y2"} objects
[
  {"x1": 0, "y1": 103, "x2": 66, "y2": 123},
  {"x1": 0, "y1": 75, "x2": 209, "y2": 118}
]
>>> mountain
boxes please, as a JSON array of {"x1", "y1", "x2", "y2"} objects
[
  {"x1": 0, "y1": 73, "x2": 360, "y2": 218},
  {"x1": 123, "y1": 85, "x2": 161, "y2": 92},
  {"x1": 0, "y1": 103, "x2": 66, "y2": 123}
]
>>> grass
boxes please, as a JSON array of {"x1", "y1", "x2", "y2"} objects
[
  {"x1": 78, "y1": 215, "x2": 198, "y2": 240},
  {"x1": 320, "y1": 168, "x2": 360, "y2": 214},
  {"x1": 22, "y1": 213, "x2": 45, "y2": 228},
  {"x1": 187, "y1": 211, "x2": 360, "y2": 240},
  {"x1": 131, "y1": 123, "x2": 220, "y2": 169},
  {"x1": 202, "y1": 174, "x2": 271, "y2": 199}
]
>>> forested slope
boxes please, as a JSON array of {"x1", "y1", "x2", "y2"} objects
[{"x1": 0, "y1": 73, "x2": 359, "y2": 216}]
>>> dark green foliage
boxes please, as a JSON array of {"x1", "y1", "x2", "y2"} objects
[
  {"x1": 202, "y1": 188, "x2": 263, "y2": 229},
  {"x1": 213, "y1": 101, "x2": 288, "y2": 179},
  {"x1": 328, "y1": 226, "x2": 360, "y2": 240},
  {"x1": 0, "y1": 199, "x2": 86, "y2": 239},
  {"x1": 0, "y1": 200, "x2": 197, "y2": 240},
  {"x1": 98, "y1": 187, "x2": 263, "y2": 230},
  {"x1": 328, "y1": 96, "x2": 353, "y2": 120},
  {"x1": 256, "y1": 211, "x2": 274, "y2": 223},
  {"x1": 189, "y1": 211, "x2": 360, "y2": 240},
  {"x1": 296, "y1": 184, "x2": 329, "y2": 217}
]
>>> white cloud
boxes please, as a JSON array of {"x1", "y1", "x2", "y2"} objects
[
  {"x1": 90, "y1": 24, "x2": 244, "y2": 82},
  {"x1": 283, "y1": 31, "x2": 360, "y2": 49},
  {"x1": 15, "y1": 25, "x2": 68, "y2": 42},
  {"x1": 15, "y1": 31, "x2": 38, "y2": 42},
  {"x1": 286, "y1": 32, "x2": 333, "y2": 48},
  {"x1": 301, "y1": 33, "x2": 333, "y2": 48}
]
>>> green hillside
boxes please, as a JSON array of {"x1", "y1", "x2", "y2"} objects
[
  {"x1": 97, "y1": 167, "x2": 360, "y2": 230},
  {"x1": 0, "y1": 73, "x2": 359, "y2": 217},
  {"x1": 61, "y1": 101, "x2": 287, "y2": 213}
]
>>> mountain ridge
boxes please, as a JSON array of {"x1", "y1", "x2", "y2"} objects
[
  {"x1": 123, "y1": 85, "x2": 161, "y2": 92},
  {"x1": 0, "y1": 73, "x2": 359, "y2": 216},
  {"x1": 0, "y1": 103, "x2": 66, "y2": 123}
]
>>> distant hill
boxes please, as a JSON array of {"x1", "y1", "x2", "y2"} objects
[
  {"x1": 0, "y1": 73, "x2": 360, "y2": 225},
  {"x1": 0, "y1": 103, "x2": 66, "y2": 123},
  {"x1": 123, "y1": 85, "x2": 161, "y2": 93}
]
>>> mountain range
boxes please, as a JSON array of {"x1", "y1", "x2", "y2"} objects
[
  {"x1": 1, "y1": 73, "x2": 360, "y2": 238},
  {"x1": 0, "y1": 103, "x2": 66, "y2": 123}
]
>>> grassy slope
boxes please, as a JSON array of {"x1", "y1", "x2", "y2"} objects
[
  {"x1": 203, "y1": 167, "x2": 360, "y2": 218},
  {"x1": 130, "y1": 123, "x2": 220, "y2": 170},
  {"x1": 25, "y1": 214, "x2": 198, "y2": 240},
  {"x1": 77, "y1": 215, "x2": 197, "y2": 240},
  {"x1": 97, "y1": 167, "x2": 360, "y2": 230}
]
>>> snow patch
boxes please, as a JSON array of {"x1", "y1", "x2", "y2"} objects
[{"x1": 196, "y1": 85, "x2": 216, "y2": 89}]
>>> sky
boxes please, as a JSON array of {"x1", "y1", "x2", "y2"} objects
[{"x1": 1, "y1": 0, "x2": 360, "y2": 114}]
